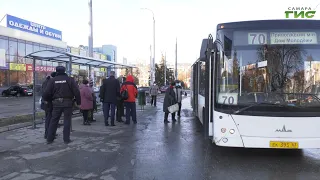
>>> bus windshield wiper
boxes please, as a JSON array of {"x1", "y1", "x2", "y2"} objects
[{"x1": 233, "y1": 102, "x2": 285, "y2": 115}]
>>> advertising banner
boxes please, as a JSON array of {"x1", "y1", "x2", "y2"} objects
[
  {"x1": 6, "y1": 14, "x2": 62, "y2": 41},
  {"x1": 72, "y1": 64, "x2": 80, "y2": 69},
  {"x1": 35, "y1": 66, "x2": 55, "y2": 72},
  {"x1": 70, "y1": 47, "x2": 80, "y2": 55},
  {"x1": 26, "y1": 64, "x2": 55, "y2": 72},
  {"x1": 10, "y1": 63, "x2": 26, "y2": 71},
  {"x1": 26, "y1": 64, "x2": 33, "y2": 71},
  {"x1": 100, "y1": 54, "x2": 107, "y2": 60}
]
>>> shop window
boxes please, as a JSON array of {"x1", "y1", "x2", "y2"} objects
[
  {"x1": 42, "y1": 61, "x2": 47, "y2": 66},
  {"x1": 33, "y1": 43, "x2": 40, "y2": 52},
  {"x1": 26, "y1": 42, "x2": 33, "y2": 55},
  {"x1": 18, "y1": 40, "x2": 25, "y2": 57},
  {"x1": 0, "y1": 69, "x2": 9, "y2": 87},
  {"x1": 40, "y1": 45, "x2": 46, "y2": 51},
  {"x1": 9, "y1": 39, "x2": 17, "y2": 56},
  {"x1": 9, "y1": 55, "x2": 18, "y2": 63},
  {"x1": 46, "y1": 46, "x2": 53, "y2": 50},
  {"x1": 46, "y1": 61, "x2": 53, "y2": 67},
  {"x1": 0, "y1": 37, "x2": 8, "y2": 54},
  {"x1": 26, "y1": 58, "x2": 33, "y2": 64},
  {"x1": 17, "y1": 57, "x2": 25, "y2": 64},
  {"x1": 36, "y1": 60, "x2": 42, "y2": 66},
  {"x1": 52, "y1": 62, "x2": 58, "y2": 67},
  {"x1": 9, "y1": 71, "x2": 18, "y2": 85},
  {"x1": 18, "y1": 71, "x2": 27, "y2": 85}
]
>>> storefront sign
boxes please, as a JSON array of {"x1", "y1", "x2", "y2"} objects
[
  {"x1": 0, "y1": 49, "x2": 5, "y2": 67},
  {"x1": 6, "y1": 14, "x2": 62, "y2": 41},
  {"x1": 35, "y1": 66, "x2": 55, "y2": 72},
  {"x1": 100, "y1": 54, "x2": 107, "y2": 60},
  {"x1": 26, "y1": 64, "x2": 33, "y2": 71},
  {"x1": 10, "y1": 63, "x2": 26, "y2": 71},
  {"x1": 72, "y1": 64, "x2": 80, "y2": 69},
  {"x1": 70, "y1": 47, "x2": 80, "y2": 55},
  {"x1": 26, "y1": 64, "x2": 55, "y2": 72}
]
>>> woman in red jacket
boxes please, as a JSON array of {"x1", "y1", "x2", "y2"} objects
[{"x1": 120, "y1": 75, "x2": 138, "y2": 124}]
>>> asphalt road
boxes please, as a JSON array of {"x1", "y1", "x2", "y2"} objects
[
  {"x1": 0, "y1": 96, "x2": 41, "y2": 118},
  {"x1": 1, "y1": 97, "x2": 320, "y2": 180},
  {"x1": 0, "y1": 93, "x2": 166, "y2": 119}
]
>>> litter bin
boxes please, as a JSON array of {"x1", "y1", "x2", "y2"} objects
[{"x1": 138, "y1": 90, "x2": 146, "y2": 106}]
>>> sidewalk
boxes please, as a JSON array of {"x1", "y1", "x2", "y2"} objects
[{"x1": 0, "y1": 97, "x2": 197, "y2": 180}]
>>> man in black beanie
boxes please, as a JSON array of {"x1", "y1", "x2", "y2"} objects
[{"x1": 43, "y1": 66, "x2": 81, "y2": 144}]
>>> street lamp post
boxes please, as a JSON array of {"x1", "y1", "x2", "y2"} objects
[{"x1": 141, "y1": 8, "x2": 155, "y2": 85}]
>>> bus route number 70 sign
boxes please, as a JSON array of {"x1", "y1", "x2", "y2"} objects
[
  {"x1": 248, "y1": 33, "x2": 267, "y2": 45},
  {"x1": 218, "y1": 93, "x2": 238, "y2": 105}
]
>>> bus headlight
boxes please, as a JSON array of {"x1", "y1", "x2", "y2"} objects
[
  {"x1": 229, "y1": 129, "x2": 235, "y2": 134},
  {"x1": 221, "y1": 128, "x2": 226, "y2": 133}
]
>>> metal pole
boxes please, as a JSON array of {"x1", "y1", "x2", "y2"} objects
[
  {"x1": 69, "y1": 56, "x2": 73, "y2": 132},
  {"x1": 175, "y1": 37, "x2": 178, "y2": 79},
  {"x1": 153, "y1": 17, "x2": 155, "y2": 84},
  {"x1": 150, "y1": 44, "x2": 152, "y2": 85},
  {"x1": 141, "y1": 8, "x2": 155, "y2": 84},
  {"x1": 164, "y1": 52, "x2": 166, "y2": 86},
  {"x1": 32, "y1": 57, "x2": 36, "y2": 129},
  {"x1": 88, "y1": 0, "x2": 93, "y2": 58}
]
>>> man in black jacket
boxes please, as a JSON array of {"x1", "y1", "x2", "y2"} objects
[
  {"x1": 100, "y1": 71, "x2": 120, "y2": 126},
  {"x1": 41, "y1": 72, "x2": 57, "y2": 139},
  {"x1": 43, "y1": 66, "x2": 81, "y2": 144}
]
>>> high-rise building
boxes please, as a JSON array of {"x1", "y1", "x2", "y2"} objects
[{"x1": 93, "y1": 45, "x2": 117, "y2": 62}]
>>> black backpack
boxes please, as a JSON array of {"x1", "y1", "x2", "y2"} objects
[{"x1": 121, "y1": 85, "x2": 129, "y2": 100}]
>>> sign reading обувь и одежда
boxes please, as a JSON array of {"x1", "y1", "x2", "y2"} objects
[{"x1": 285, "y1": 7, "x2": 316, "y2": 18}]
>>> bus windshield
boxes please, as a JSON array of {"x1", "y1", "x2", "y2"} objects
[{"x1": 216, "y1": 30, "x2": 320, "y2": 109}]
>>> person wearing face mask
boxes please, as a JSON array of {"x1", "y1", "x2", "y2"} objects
[{"x1": 149, "y1": 82, "x2": 159, "y2": 107}]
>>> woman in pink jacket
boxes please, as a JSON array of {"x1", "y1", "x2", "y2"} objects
[{"x1": 80, "y1": 80, "x2": 93, "y2": 125}]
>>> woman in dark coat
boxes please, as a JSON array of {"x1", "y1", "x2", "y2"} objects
[{"x1": 163, "y1": 82, "x2": 177, "y2": 123}]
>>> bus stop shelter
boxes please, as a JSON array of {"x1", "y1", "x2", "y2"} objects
[{"x1": 24, "y1": 49, "x2": 136, "y2": 129}]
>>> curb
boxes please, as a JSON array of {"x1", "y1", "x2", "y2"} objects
[
  {"x1": 0, "y1": 112, "x2": 45, "y2": 127},
  {"x1": 0, "y1": 102, "x2": 156, "y2": 133}
]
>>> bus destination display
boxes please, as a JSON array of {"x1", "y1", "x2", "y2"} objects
[{"x1": 247, "y1": 32, "x2": 318, "y2": 45}]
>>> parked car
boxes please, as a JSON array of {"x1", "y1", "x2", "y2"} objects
[{"x1": 1, "y1": 85, "x2": 33, "y2": 97}]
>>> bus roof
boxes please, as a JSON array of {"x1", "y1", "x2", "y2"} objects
[{"x1": 217, "y1": 19, "x2": 320, "y2": 30}]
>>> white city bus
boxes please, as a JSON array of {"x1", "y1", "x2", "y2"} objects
[{"x1": 191, "y1": 20, "x2": 320, "y2": 149}]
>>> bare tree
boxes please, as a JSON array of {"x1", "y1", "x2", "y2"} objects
[{"x1": 256, "y1": 45, "x2": 307, "y2": 94}]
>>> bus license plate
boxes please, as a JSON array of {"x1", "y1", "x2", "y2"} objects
[{"x1": 269, "y1": 141, "x2": 299, "y2": 149}]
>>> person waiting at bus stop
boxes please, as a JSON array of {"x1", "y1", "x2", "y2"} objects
[
  {"x1": 116, "y1": 76, "x2": 126, "y2": 122},
  {"x1": 163, "y1": 82, "x2": 177, "y2": 123},
  {"x1": 79, "y1": 79, "x2": 93, "y2": 125},
  {"x1": 149, "y1": 82, "x2": 159, "y2": 106},
  {"x1": 120, "y1": 75, "x2": 138, "y2": 124},
  {"x1": 43, "y1": 66, "x2": 81, "y2": 144},
  {"x1": 100, "y1": 71, "x2": 120, "y2": 126},
  {"x1": 41, "y1": 71, "x2": 57, "y2": 139},
  {"x1": 174, "y1": 82, "x2": 183, "y2": 117}
]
